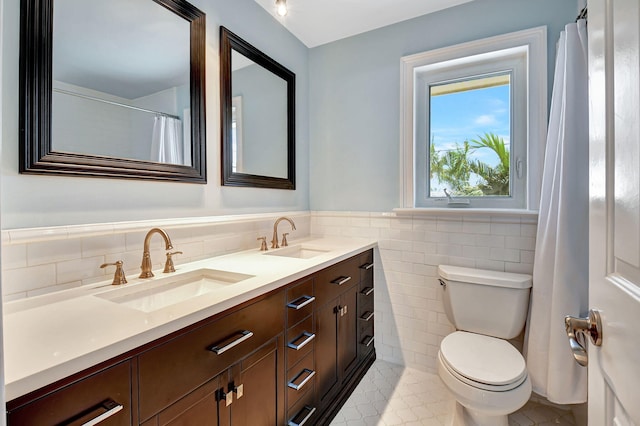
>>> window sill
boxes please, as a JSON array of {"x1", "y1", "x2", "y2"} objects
[{"x1": 393, "y1": 207, "x2": 538, "y2": 221}]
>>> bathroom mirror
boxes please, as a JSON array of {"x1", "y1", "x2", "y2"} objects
[
  {"x1": 19, "y1": 0, "x2": 207, "y2": 182},
  {"x1": 220, "y1": 27, "x2": 296, "y2": 189}
]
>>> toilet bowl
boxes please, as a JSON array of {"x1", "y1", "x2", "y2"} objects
[
  {"x1": 438, "y1": 331, "x2": 531, "y2": 426},
  {"x1": 437, "y1": 265, "x2": 533, "y2": 426}
]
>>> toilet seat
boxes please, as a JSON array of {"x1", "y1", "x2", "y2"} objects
[{"x1": 440, "y1": 331, "x2": 527, "y2": 392}]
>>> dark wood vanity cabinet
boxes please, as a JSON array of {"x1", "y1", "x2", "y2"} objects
[
  {"x1": 357, "y1": 250, "x2": 375, "y2": 360},
  {"x1": 138, "y1": 291, "x2": 285, "y2": 425},
  {"x1": 137, "y1": 292, "x2": 284, "y2": 421},
  {"x1": 6, "y1": 249, "x2": 375, "y2": 426},
  {"x1": 144, "y1": 336, "x2": 284, "y2": 426},
  {"x1": 7, "y1": 361, "x2": 133, "y2": 426},
  {"x1": 314, "y1": 255, "x2": 367, "y2": 412},
  {"x1": 284, "y1": 278, "x2": 317, "y2": 425}
]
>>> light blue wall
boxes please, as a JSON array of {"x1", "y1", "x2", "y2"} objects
[
  {"x1": 0, "y1": 0, "x2": 309, "y2": 228},
  {"x1": 308, "y1": 0, "x2": 578, "y2": 212}
]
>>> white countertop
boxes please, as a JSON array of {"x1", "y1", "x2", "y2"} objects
[{"x1": 3, "y1": 237, "x2": 377, "y2": 401}]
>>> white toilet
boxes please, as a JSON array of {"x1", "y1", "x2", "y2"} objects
[{"x1": 437, "y1": 265, "x2": 533, "y2": 426}]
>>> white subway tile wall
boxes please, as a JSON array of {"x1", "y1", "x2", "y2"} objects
[
  {"x1": 1, "y1": 210, "x2": 537, "y2": 374},
  {"x1": 310, "y1": 211, "x2": 537, "y2": 374},
  {"x1": 1, "y1": 213, "x2": 311, "y2": 301}
]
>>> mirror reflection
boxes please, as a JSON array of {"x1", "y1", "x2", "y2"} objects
[
  {"x1": 231, "y1": 50, "x2": 288, "y2": 178},
  {"x1": 221, "y1": 26, "x2": 295, "y2": 190},
  {"x1": 52, "y1": 0, "x2": 191, "y2": 165}
]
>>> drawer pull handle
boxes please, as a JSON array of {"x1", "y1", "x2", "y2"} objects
[
  {"x1": 210, "y1": 330, "x2": 254, "y2": 355},
  {"x1": 360, "y1": 311, "x2": 374, "y2": 322},
  {"x1": 331, "y1": 276, "x2": 351, "y2": 286},
  {"x1": 288, "y1": 332, "x2": 315, "y2": 351},
  {"x1": 360, "y1": 262, "x2": 374, "y2": 270},
  {"x1": 361, "y1": 287, "x2": 374, "y2": 296},
  {"x1": 288, "y1": 368, "x2": 316, "y2": 391},
  {"x1": 79, "y1": 399, "x2": 124, "y2": 426},
  {"x1": 288, "y1": 405, "x2": 316, "y2": 426},
  {"x1": 361, "y1": 335, "x2": 375, "y2": 347},
  {"x1": 287, "y1": 295, "x2": 316, "y2": 310}
]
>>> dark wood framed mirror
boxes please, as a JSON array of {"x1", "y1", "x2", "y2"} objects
[
  {"x1": 220, "y1": 26, "x2": 295, "y2": 190},
  {"x1": 19, "y1": 0, "x2": 206, "y2": 182}
]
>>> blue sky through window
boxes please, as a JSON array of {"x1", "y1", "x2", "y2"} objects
[{"x1": 429, "y1": 80, "x2": 510, "y2": 196}]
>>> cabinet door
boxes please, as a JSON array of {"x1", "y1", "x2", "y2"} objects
[
  {"x1": 153, "y1": 376, "x2": 224, "y2": 426},
  {"x1": 338, "y1": 287, "x2": 358, "y2": 380},
  {"x1": 315, "y1": 288, "x2": 359, "y2": 406},
  {"x1": 229, "y1": 337, "x2": 284, "y2": 426},
  {"x1": 315, "y1": 300, "x2": 339, "y2": 404},
  {"x1": 138, "y1": 292, "x2": 284, "y2": 420}
]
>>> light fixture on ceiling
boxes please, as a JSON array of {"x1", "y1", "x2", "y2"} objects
[{"x1": 275, "y1": 0, "x2": 288, "y2": 17}]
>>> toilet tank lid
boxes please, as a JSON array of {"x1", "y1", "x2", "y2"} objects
[{"x1": 438, "y1": 265, "x2": 532, "y2": 289}]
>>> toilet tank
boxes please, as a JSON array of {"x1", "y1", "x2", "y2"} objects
[{"x1": 438, "y1": 265, "x2": 532, "y2": 339}]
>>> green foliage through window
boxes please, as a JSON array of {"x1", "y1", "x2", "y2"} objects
[{"x1": 429, "y1": 132, "x2": 510, "y2": 197}]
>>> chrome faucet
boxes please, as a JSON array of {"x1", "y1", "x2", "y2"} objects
[
  {"x1": 140, "y1": 228, "x2": 174, "y2": 278},
  {"x1": 271, "y1": 217, "x2": 296, "y2": 249}
]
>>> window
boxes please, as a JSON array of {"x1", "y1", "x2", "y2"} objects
[
  {"x1": 429, "y1": 72, "x2": 512, "y2": 198},
  {"x1": 400, "y1": 27, "x2": 547, "y2": 210}
]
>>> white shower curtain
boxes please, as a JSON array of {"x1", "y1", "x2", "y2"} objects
[
  {"x1": 524, "y1": 20, "x2": 589, "y2": 404},
  {"x1": 151, "y1": 115, "x2": 184, "y2": 165}
]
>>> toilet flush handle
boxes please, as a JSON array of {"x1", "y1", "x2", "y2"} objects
[{"x1": 564, "y1": 309, "x2": 603, "y2": 367}]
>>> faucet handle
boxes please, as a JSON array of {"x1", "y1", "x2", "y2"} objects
[
  {"x1": 257, "y1": 237, "x2": 268, "y2": 251},
  {"x1": 163, "y1": 251, "x2": 183, "y2": 273},
  {"x1": 100, "y1": 260, "x2": 128, "y2": 285},
  {"x1": 281, "y1": 233, "x2": 290, "y2": 247}
]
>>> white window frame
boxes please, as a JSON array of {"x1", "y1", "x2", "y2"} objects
[{"x1": 400, "y1": 26, "x2": 547, "y2": 210}]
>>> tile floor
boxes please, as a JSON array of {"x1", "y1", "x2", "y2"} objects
[{"x1": 330, "y1": 360, "x2": 578, "y2": 426}]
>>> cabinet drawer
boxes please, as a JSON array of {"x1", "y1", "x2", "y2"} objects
[
  {"x1": 138, "y1": 291, "x2": 284, "y2": 420},
  {"x1": 358, "y1": 289, "x2": 374, "y2": 315},
  {"x1": 286, "y1": 315, "x2": 315, "y2": 369},
  {"x1": 315, "y1": 256, "x2": 360, "y2": 307},
  {"x1": 287, "y1": 386, "x2": 317, "y2": 426},
  {"x1": 7, "y1": 361, "x2": 132, "y2": 426},
  {"x1": 287, "y1": 350, "x2": 315, "y2": 409},
  {"x1": 359, "y1": 314, "x2": 375, "y2": 359},
  {"x1": 287, "y1": 278, "x2": 315, "y2": 327},
  {"x1": 358, "y1": 249, "x2": 374, "y2": 283}
]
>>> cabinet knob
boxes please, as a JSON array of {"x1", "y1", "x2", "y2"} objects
[
  {"x1": 331, "y1": 276, "x2": 352, "y2": 286},
  {"x1": 233, "y1": 383, "x2": 244, "y2": 399},
  {"x1": 209, "y1": 330, "x2": 254, "y2": 355},
  {"x1": 287, "y1": 332, "x2": 316, "y2": 351},
  {"x1": 361, "y1": 287, "x2": 374, "y2": 296},
  {"x1": 79, "y1": 399, "x2": 123, "y2": 426},
  {"x1": 216, "y1": 388, "x2": 233, "y2": 407}
]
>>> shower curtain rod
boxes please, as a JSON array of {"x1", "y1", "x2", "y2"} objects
[{"x1": 53, "y1": 88, "x2": 181, "y2": 120}]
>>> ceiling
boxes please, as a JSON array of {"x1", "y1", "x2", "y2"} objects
[{"x1": 253, "y1": 0, "x2": 475, "y2": 48}]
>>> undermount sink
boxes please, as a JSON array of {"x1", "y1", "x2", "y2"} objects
[
  {"x1": 265, "y1": 244, "x2": 330, "y2": 259},
  {"x1": 95, "y1": 269, "x2": 254, "y2": 313}
]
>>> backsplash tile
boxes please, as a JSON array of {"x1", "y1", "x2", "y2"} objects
[{"x1": 2, "y1": 212, "x2": 311, "y2": 301}]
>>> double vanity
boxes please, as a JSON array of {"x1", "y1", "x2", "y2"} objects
[{"x1": 4, "y1": 235, "x2": 377, "y2": 425}]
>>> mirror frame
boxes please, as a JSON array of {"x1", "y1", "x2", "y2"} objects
[
  {"x1": 19, "y1": 0, "x2": 207, "y2": 183},
  {"x1": 220, "y1": 26, "x2": 296, "y2": 190}
]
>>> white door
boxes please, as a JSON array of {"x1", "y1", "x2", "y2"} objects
[{"x1": 588, "y1": 0, "x2": 640, "y2": 424}]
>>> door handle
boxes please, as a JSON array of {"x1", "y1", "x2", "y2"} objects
[{"x1": 564, "y1": 309, "x2": 603, "y2": 367}]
